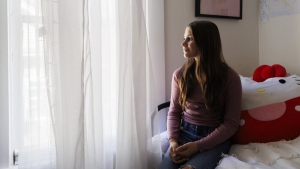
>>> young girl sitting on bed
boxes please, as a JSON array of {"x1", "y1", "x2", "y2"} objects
[{"x1": 159, "y1": 20, "x2": 242, "y2": 169}]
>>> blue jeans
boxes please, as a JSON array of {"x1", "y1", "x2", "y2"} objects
[{"x1": 159, "y1": 120, "x2": 231, "y2": 169}]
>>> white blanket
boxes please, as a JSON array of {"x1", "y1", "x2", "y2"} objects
[{"x1": 216, "y1": 135, "x2": 300, "y2": 169}]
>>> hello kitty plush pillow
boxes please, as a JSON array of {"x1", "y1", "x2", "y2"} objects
[{"x1": 232, "y1": 75, "x2": 300, "y2": 144}]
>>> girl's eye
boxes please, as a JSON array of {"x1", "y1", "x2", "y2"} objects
[{"x1": 184, "y1": 37, "x2": 192, "y2": 41}]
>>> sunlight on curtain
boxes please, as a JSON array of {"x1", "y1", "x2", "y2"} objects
[
  {"x1": 89, "y1": 0, "x2": 118, "y2": 168},
  {"x1": 42, "y1": 0, "x2": 85, "y2": 168},
  {"x1": 18, "y1": 0, "x2": 56, "y2": 168},
  {"x1": 12, "y1": 0, "x2": 160, "y2": 168},
  {"x1": 114, "y1": 0, "x2": 158, "y2": 168}
]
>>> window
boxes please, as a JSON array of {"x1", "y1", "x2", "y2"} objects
[{"x1": 12, "y1": 0, "x2": 56, "y2": 168}]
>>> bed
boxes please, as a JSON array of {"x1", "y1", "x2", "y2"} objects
[
  {"x1": 153, "y1": 74, "x2": 300, "y2": 169},
  {"x1": 216, "y1": 136, "x2": 300, "y2": 168}
]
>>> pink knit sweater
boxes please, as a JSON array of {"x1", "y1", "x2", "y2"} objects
[{"x1": 167, "y1": 66, "x2": 242, "y2": 151}]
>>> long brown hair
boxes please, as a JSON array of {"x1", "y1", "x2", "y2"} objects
[{"x1": 178, "y1": 21, "x2": 228, "y2": 113}]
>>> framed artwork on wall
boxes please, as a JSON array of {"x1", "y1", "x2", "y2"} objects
[{"x1": 195, "y1": 0, "x2": 243, "y2": 20}]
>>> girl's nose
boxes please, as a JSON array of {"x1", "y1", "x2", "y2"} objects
[{"x1": 181, "y1": 40, "x2": 187, "y2": 47}]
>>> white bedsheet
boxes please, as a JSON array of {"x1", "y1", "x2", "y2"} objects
[{"x1": 216, "y1": 135, "x2": 300, "y2": 169}]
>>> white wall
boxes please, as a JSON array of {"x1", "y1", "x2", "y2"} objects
[
  {"x1": 259, "y1": 13, "x2": 300, "y2": 75},
  {"x1": 0, "y1": 0, "x2": 10, "y2": 168},
  {"x1": 164, "y1": 0, "x2": 259, "y2": 100}
]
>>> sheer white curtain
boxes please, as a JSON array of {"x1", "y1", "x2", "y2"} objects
[
  {"x1": 11, "y1": 0, "x2": 161, "y2": 168},
  {"x1": 41, "y1": 0, "x2": 159, "y2": 168},
  {"x1": 12, "y1": 0, "x2": 56, "y2": 168}
]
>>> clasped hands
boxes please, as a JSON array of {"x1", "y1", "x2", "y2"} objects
[{"x1": 169, "y1": 138, "x2": 199, "y2": 164}]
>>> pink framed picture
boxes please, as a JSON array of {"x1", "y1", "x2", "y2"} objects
[{"x1": 195, "y1": 0, "x2": 243, "y2": 20}]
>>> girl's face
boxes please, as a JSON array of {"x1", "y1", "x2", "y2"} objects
[{"x1": 181, "y1": 27, "x2": 200, "y2": 59}]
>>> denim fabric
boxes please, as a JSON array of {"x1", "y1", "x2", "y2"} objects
[
  {"x1": 159, "y1": 120, "x2": 231, "y2": 169},
  {"x1": 179, "y1": 120, "x2": 217, "y2": 144}
]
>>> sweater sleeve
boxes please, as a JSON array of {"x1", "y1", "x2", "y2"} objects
[
  {"x1": 195, "y1": 69, "x2": 242, "y2": 151},
  {"x1": 167, "y1": 69, "x2": 183, "y2": 140}
]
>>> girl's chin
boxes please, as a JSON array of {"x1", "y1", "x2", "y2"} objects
[{"x1": 183, "y1": 54, "x2": 193, "y2": 58}]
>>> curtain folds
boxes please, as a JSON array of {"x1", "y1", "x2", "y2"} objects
[
  {"x1": 14, "y1": 0, "x2": 161, "y2": 168},
  {"x1": 17, "y1": 0, "x2": 56, "y2": 168},
  {"x1": 40, "y1": 0, "x2": 159, "y2": 168},
  {"x1": 115, "y1": 0, "x2": 157, "y2": 168}
]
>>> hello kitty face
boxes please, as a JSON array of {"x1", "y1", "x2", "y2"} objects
[
  {"x1": 232, "y1": 75, "x2": 300, "y2": 144},
  {"x1": 240, "y1": 75, "x2": 300, "y2": 111}
]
